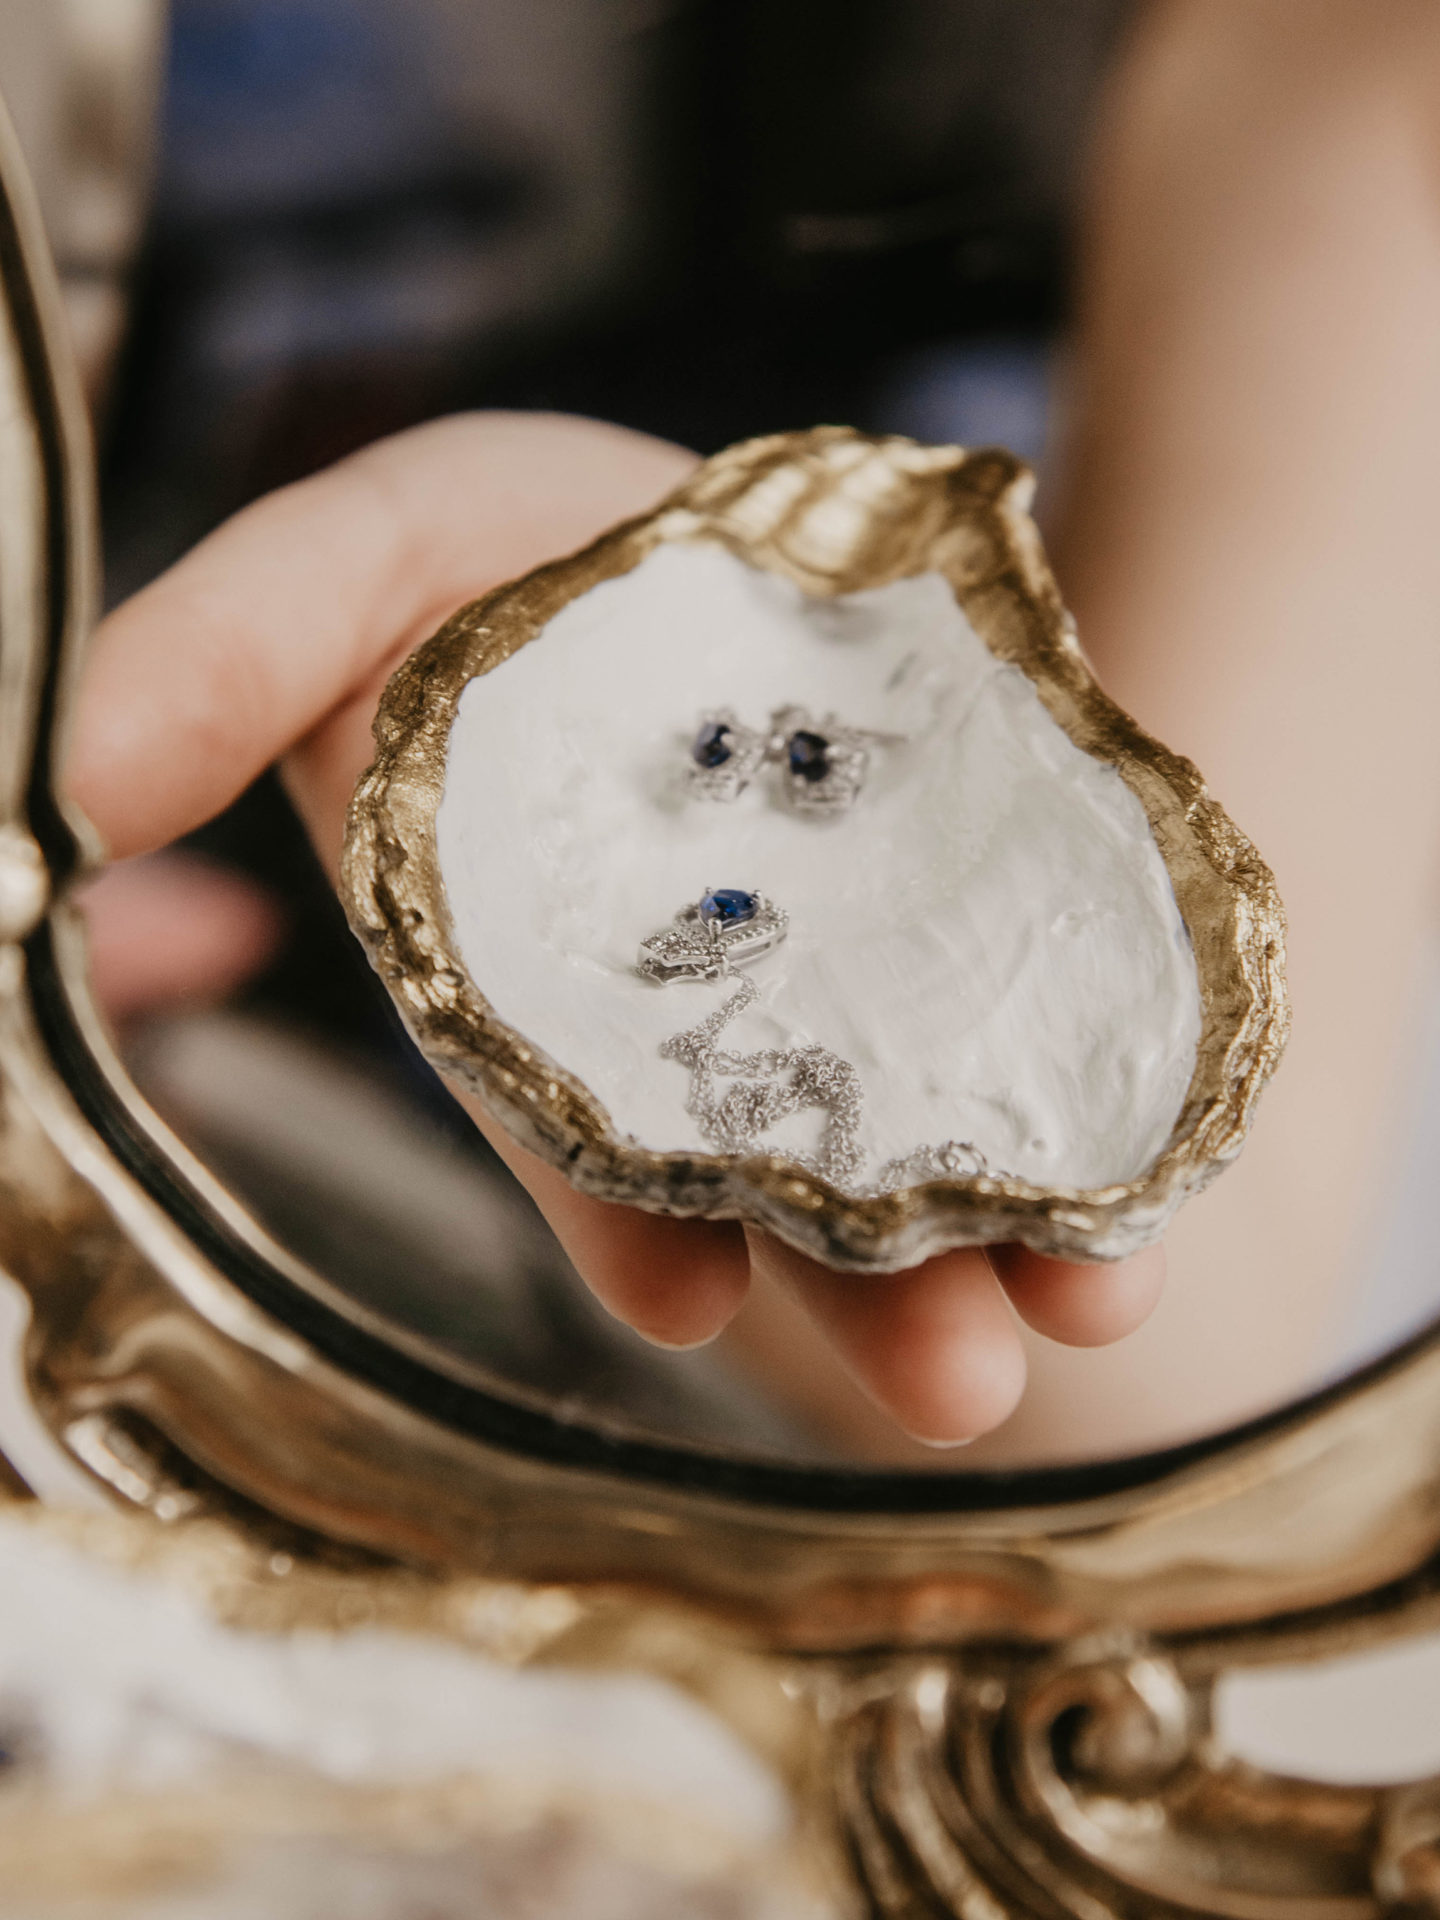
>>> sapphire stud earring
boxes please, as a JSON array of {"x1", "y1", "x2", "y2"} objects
[
  {"x1": 768, "y1": 706, "x2": 892, "y2": 818},
  {"x1": 684, "y1": 709, "x2": 768, "y2": 802}
]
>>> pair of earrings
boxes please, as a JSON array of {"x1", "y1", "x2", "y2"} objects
[{"x1": 685, "y1": 706, "x2": 894, "y2": 818}]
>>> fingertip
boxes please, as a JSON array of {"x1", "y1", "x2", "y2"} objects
[
  {"x1": 451, "y1": 1090, "x2": 752, "y2": 1348},
  {"x1": 988, "y1": 1240, "x2": 1166, "y2": 1347},
  {"x1": 880, "y1": 1268, "x2": 1028, "y2": 1445},
  {"x1": 596, "y1": 1227, "x2": 752, "y2": 1350},
  {"x1": 521, "y1": 1178, "x2": 751, "y2": 1350},
  {"x1": 746, "y1": 1234, "x2": 1027, "y2": 1446}
]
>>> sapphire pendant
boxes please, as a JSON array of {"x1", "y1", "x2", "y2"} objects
[{"x1": 638, "y1": 888, "x2": 789, "y2": 983}]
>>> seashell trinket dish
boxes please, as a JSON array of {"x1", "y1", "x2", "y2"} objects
[{"x1": 341, "y1": 429, "x2": 1288, "y2": 1273}]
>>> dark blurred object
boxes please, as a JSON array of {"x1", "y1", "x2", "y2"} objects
[
  {"x1": 102, "y1": 0, "x2": 1129, "y2": 594},
  {"x1": 479, "y1": 0, "x2": 1126, "y2": 451},
  {"x1": 103, "y1": 0, "x2": 661, "y2": 595},
  {"x1": 79, "y1": 846, "x2": 282, "y2": 1019}
]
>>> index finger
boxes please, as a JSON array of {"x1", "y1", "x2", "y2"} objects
[{"x1": 67, "y1": 411, "x2": 697, "y2": 859}]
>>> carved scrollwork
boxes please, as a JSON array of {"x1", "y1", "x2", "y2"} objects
[{"x1": 818, "y1": 1641, "x2": 1440, "y2": 1918}]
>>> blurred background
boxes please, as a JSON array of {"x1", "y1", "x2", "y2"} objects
[{"x1": 99, "y1": 0, "x2": 1116, "y2": 584}]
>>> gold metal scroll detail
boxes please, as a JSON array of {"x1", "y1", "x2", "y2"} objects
[
  {"x1": 818, "y1": 1641, "x2": 1439, "y2": 1918},
  {"x1": 341, "y1": 428, "x2": 1288, "y2": 1272}
]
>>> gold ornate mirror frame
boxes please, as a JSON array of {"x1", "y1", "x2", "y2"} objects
[{"x1": 4, "y1": 104, "x2": 1440, "y2": 1918}]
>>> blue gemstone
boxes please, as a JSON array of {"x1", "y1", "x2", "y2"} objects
[
  {"x1": 786, "y1": 729, "x2": 830, "y2": 782},
  {"x1": 699, "y1": 888, "x2": 758, "y2": 928},
  {"x1": 692, "y1": 720, "x2": 734, "y2": 769}
]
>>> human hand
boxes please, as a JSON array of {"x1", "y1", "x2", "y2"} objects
[{"x1": 68, "y1": 411, "x2": 1163, "y2": 1446}]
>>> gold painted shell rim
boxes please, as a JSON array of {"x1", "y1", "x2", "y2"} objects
[{"x1": 340, "y1": 428, "x2": 1288, "y2": 1272}]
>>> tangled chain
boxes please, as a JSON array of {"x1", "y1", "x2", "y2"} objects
[{"x1": 659, "y1": 970, "x2": 988, "y2": 1194}]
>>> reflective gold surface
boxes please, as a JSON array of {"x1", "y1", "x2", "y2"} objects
[{"x1": 342, "y1": 428, "x2": 1288, "y2": 1271}]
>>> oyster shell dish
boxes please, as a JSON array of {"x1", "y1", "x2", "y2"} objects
[{"x1": 342, "y1": 429, "x2": 1287, "y2": 1273}]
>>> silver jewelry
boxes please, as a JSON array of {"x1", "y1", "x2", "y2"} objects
[
  {"x1": 660, "y1": 973, "x2": 866, "y2": 1187},
  {"x1": 684, "y1": 710, "x2": 769, "y2": 802},
  {"x1": 663, "y1": 979, "x2": 989, "y2": 1191},
  {"x1": 769, "y1": 705, "x2": 886, "y2": 819},
  {"x1": 876, "y1": 1140, "x2": 990, "y2": 1189},
  {"x1": 637, "y1": 888, "x2": 788, "y2": 984},
  {"x1": 684, "y1": 706, "x2": 899, "y2": 816},
  {"x1": 641, "y1": 890, "x2": 990, "y2": 1192}
]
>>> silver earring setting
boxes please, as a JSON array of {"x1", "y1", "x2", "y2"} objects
[{"x1": 685, "y1": 707, "x2": 897, "y2": 816}]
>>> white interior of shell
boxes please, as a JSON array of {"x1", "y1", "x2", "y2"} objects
[{"x1": 436, "y1": 541, "x2": 1201, "y2": 1195}]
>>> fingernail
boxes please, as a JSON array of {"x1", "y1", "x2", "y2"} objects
[{"x1": 634, "y1": 1326, "x2": 722, "y2": 1353}]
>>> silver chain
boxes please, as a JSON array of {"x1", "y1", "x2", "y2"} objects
[{"x1": 658, "y1": 961, "x2": 988, "y2": 1193}]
